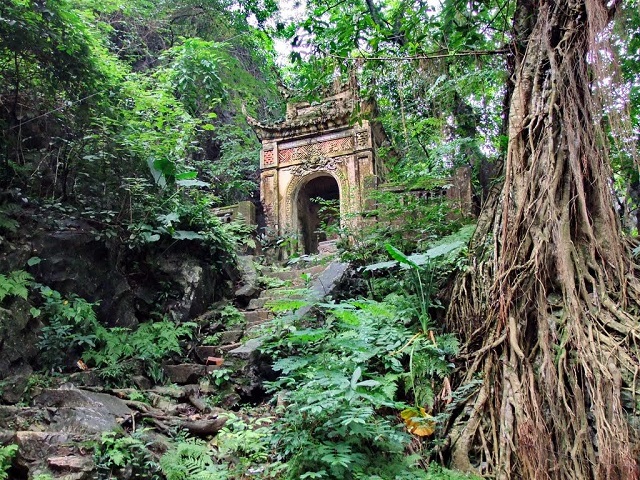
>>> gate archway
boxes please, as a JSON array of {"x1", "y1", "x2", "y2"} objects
[{"x1": 294, "y1": 174, "x2": 341, "y2": 254}]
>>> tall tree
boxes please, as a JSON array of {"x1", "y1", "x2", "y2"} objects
[{"x1": 446, "y1": 1, "x2": 640, "y2": 479}]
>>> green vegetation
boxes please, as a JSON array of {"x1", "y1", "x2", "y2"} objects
[
  {"x1": 0, "y1": 445, "x2": 17, "y2": 480},
  {"x1": 0, "y1": 0, "x2": 638, "y2": 479},
  {"x1": 95, "y1": 430, "x2": 161, "y2": 479},
  {"x1": 35, "y1": 285, "x2": 194, "y2": 382},
  {"x1": 159, "y1": 437, "x2": 224, "y2": 480},
  {"x1": 0, "y1": 270, "x2": 32, "y2": 303}
]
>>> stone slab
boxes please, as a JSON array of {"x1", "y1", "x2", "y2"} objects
[
  {"x1": 228, "y1": 339, "x2": 263, "y2": 360},
  {"x1": 33, "y1": 388, "x2": 133, "y2": 435},
  {"x1": 242, "y1": 310, "x2": 272, "y2": 325},
  {"x1": 163, "y1": 364, "x2": 220, "y2": 384}
]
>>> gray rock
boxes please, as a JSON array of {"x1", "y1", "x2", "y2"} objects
[
  {"x1": 132, "y1": 375, "x2": 152, "y2": 390},
  {"x1": 246, "y1": 298, "x2": 267, "y2": 310},
  {"x1": 156, "y1": 254, "x2": 218, "y2": 321},
  {"x1": 229, "y1": 338, "x2": 263, "y2": 360},
  {"x1": 32, "y1": 229, "x2": 137, "y2": 328},
  {"x1": 13, "y1": 430, "x2": 94, "y2": 479},
  {"x1": 234, "y1": 255, "x2": 260, "y2": 301},
  {"x1": 0, "y1": 406, "x2": 52, "y2": 430},
  {"x1": 295, "y1": 262, "x2": 348, "y2": 317},
  {"x1": 0, "y1": 300, "x2": 42, "y2": 380},
  {"x1": 67, "y1": 371, "x2": 102, "y2": 388},
  {"x1": 163, "y1": 364, "x2": 219, "y2": 384},
  {"x1": 219, "y1": 330, "x2": 243, "y2": 344},
  {"x1": 47, "y1": 454, "x2": 94, "y2": 473},
  {"x1": 0, "y1": 429, "x2": 13, "y2": 444},
  {"x1": 194, "y1": 346, "x2": 220, "y2": 363},
  {"x1": 33, "y1": 388, "x2": 132, "y2": 434},
  {"x1": 14, "y1": 431, "x2": 76, "y2": 462},
  {"x1": 1, "y1": 364, "x2": 32, "y2": 404}
]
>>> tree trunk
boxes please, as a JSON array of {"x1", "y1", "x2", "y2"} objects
[{"x1": 445, "y1": 1, "x2": 640, "y2": 479}]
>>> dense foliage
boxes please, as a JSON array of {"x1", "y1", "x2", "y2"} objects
[
  {"x1": 0, "y1": 0, "x2": 638, "y2": 479},
  {"x1": 1, "y1": 0, "x2": 283, "y2": 249}
]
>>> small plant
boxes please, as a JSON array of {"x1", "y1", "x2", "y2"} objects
[
  {"x1": 201, "y1": 333, "x2": 222, "y2": 345},
  {"x1": 0, "y1": 204, "x2": 20, "y2": 234},
  {"x1": 210, "y1": 368, "x2": 232, "y2": 387},
  {"x1": 216, "y1": 304, "x2": 245, "y2": 327},
  {"x1": 159, "y1": 436, "x2": 225, "y2": 480},
  {"x1": 0, "y1": 270, "x2": 32, "y2": 303},
  {"x1": 215, "y1": 413, "x2": 273, "y2": 477},
  {"x1": 32, "y1": 474, "x2": 55, "y2": 480},
  {"x1": 264, "y1": 287, "x2": 309, "y2": 313},
  {"x1": 127, "y1": 390, "x2": 149, "y2": 403},
  {"x1": 94, "y1": 430, "x2": 160, "y2": 479},
  {"x1": 258, "y1": 275, "x2": 288, "y2": 289},
  {"x1": 0, "y1": 444, "x2": 18, "y2": 480},
  {"x1": 36, "y1": 286, "x2": 100, "y2": 371},
  {"x1": 19, "y1": 373, "x2": 55, "y2": 404}
]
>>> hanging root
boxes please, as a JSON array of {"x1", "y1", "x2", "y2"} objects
[{"x1": 443, "y1": 1, "x2": 640, "y2": 478}]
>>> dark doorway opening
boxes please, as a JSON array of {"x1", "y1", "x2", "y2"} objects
[{"x1": 296, "y1": 175, "x2": 340, "y2": 254}]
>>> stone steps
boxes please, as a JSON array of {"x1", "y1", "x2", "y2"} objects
[
  {"x1": 189, "y1": 258, "x2": 343, "y2": 374},
  {"x1": 266, "y1": 264, "x2": 325, "y2": 283},
  {"x1": 240, "y1": 263, "x2": 330, "y2": 331},
  {"x1": 318, "y1": 239, "x2": 338, "y2": 255}
]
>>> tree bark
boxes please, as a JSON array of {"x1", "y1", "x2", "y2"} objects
[{"x1": 445, "y1": 1, "x2": 640, "y2": 479}]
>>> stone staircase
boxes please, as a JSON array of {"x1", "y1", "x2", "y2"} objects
[
  {"x1": 243, "y1": 263, "x2": 326, "y2": 328},
  {"x1": 223, "y1": 260, "x2": 347, "y2": 360},
  {"x1": 162, "y1": 257, "x2": 346, "y2": 385}
]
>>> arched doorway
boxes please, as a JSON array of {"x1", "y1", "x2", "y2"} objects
[{"x1": 296, "y1": 174, "x2": 340, "y2": 254}]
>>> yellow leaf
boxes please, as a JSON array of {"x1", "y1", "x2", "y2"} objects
[{"x1": 400, "y1": 407, "x2": 435, "y2": 437}]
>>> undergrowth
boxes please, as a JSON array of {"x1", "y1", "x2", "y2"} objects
[
  {"x1": 261, "y1": 295, "x2": 461, "y2": 479},
  {"x1": 35, "y1": 286, "x2": 194, "y2": 384},
  {"x1": 0, "y1": 444, "x2": 17, "y2": 480}
]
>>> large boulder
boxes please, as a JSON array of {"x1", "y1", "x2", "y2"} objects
[
  {"x1": 155, "y1": 252, "x2": 221, "y2": 321},
  {"x1": 0, "y1": 298, "x2": 41, "y2": 393},
  {"x1": 33, "y1": 387, "x2": 132, "y2": 434},
  {"x1": 31, "y1": 228, "x2": 137, "y2": 328},
  {"x1": 233, "y1": 255, "x2": 260, "y2": 303}
]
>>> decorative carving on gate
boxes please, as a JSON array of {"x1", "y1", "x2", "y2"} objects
[
  {"x1": 263, "y1": 149, "x2": 275, "y2": 166},
  {"x1": 355, "y1": 130, "x2": 369, "y2": 149},
  {"x1": 279, "y1": 136, "x2": 353, "y2": 166},
  {"x1": 290, "y1": 155, "x2": 342, "y2": 176}
]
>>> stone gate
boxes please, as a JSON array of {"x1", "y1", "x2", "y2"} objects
[{"x1": 247, "y1": 87, "x2": 388, "y2": 254}]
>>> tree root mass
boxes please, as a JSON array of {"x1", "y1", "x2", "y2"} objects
[{"x1": 445, "y1": 1, "x2": 640, "y2": 478}]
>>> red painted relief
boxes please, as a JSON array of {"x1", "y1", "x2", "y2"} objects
[
  {"x1": 278, "y1": 136, "x2": 353, "y2": 165},
  {"x1": 263, "y1": 149, "x2": 275, "y2": 166}
]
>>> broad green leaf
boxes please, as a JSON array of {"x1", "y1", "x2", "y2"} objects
[
  {"x1": 172, "y1": 230, "x2": 204, "y2": 240},
  {"x1": 175, "y1": 171, "x2": 198, "y2": 180},
  {"x1": 176, "y1": 179, "x2": 209, "y2": 188},
  {"x1": 350, "y1": 366, "x2": 362, "y2": 390},
  {"x1": 27, "y1": 256, "x2": 41, "y2": 266},
  {"x1": 385, "y1": 244, "x2": 420, "y2": 269}
]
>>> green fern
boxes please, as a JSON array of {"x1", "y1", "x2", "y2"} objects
[
  {"x1": 0, "y1": 444, "x2": 18, "y2": 480},
  {"x1": 37, "y1": 287, "x2": 100, "y2": 370},
  {"x1": 160, "y1": 438, "x2": 225, "y2": 480},
  {"x1": 94, "y1": 430, "x2": 160, "y2": 479},
  {"x1": 0, "y1": 270, "x2": 33, "y2": 303},
  {"x1": 0, "y1": 206, "x2": 19, "y2": 233},
  {"x1": 84, "y1": 320, "x2": 195, "y2": 384},
  {"x1": 265, "y1": 288, "x2": 310, "y2": 313}
]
